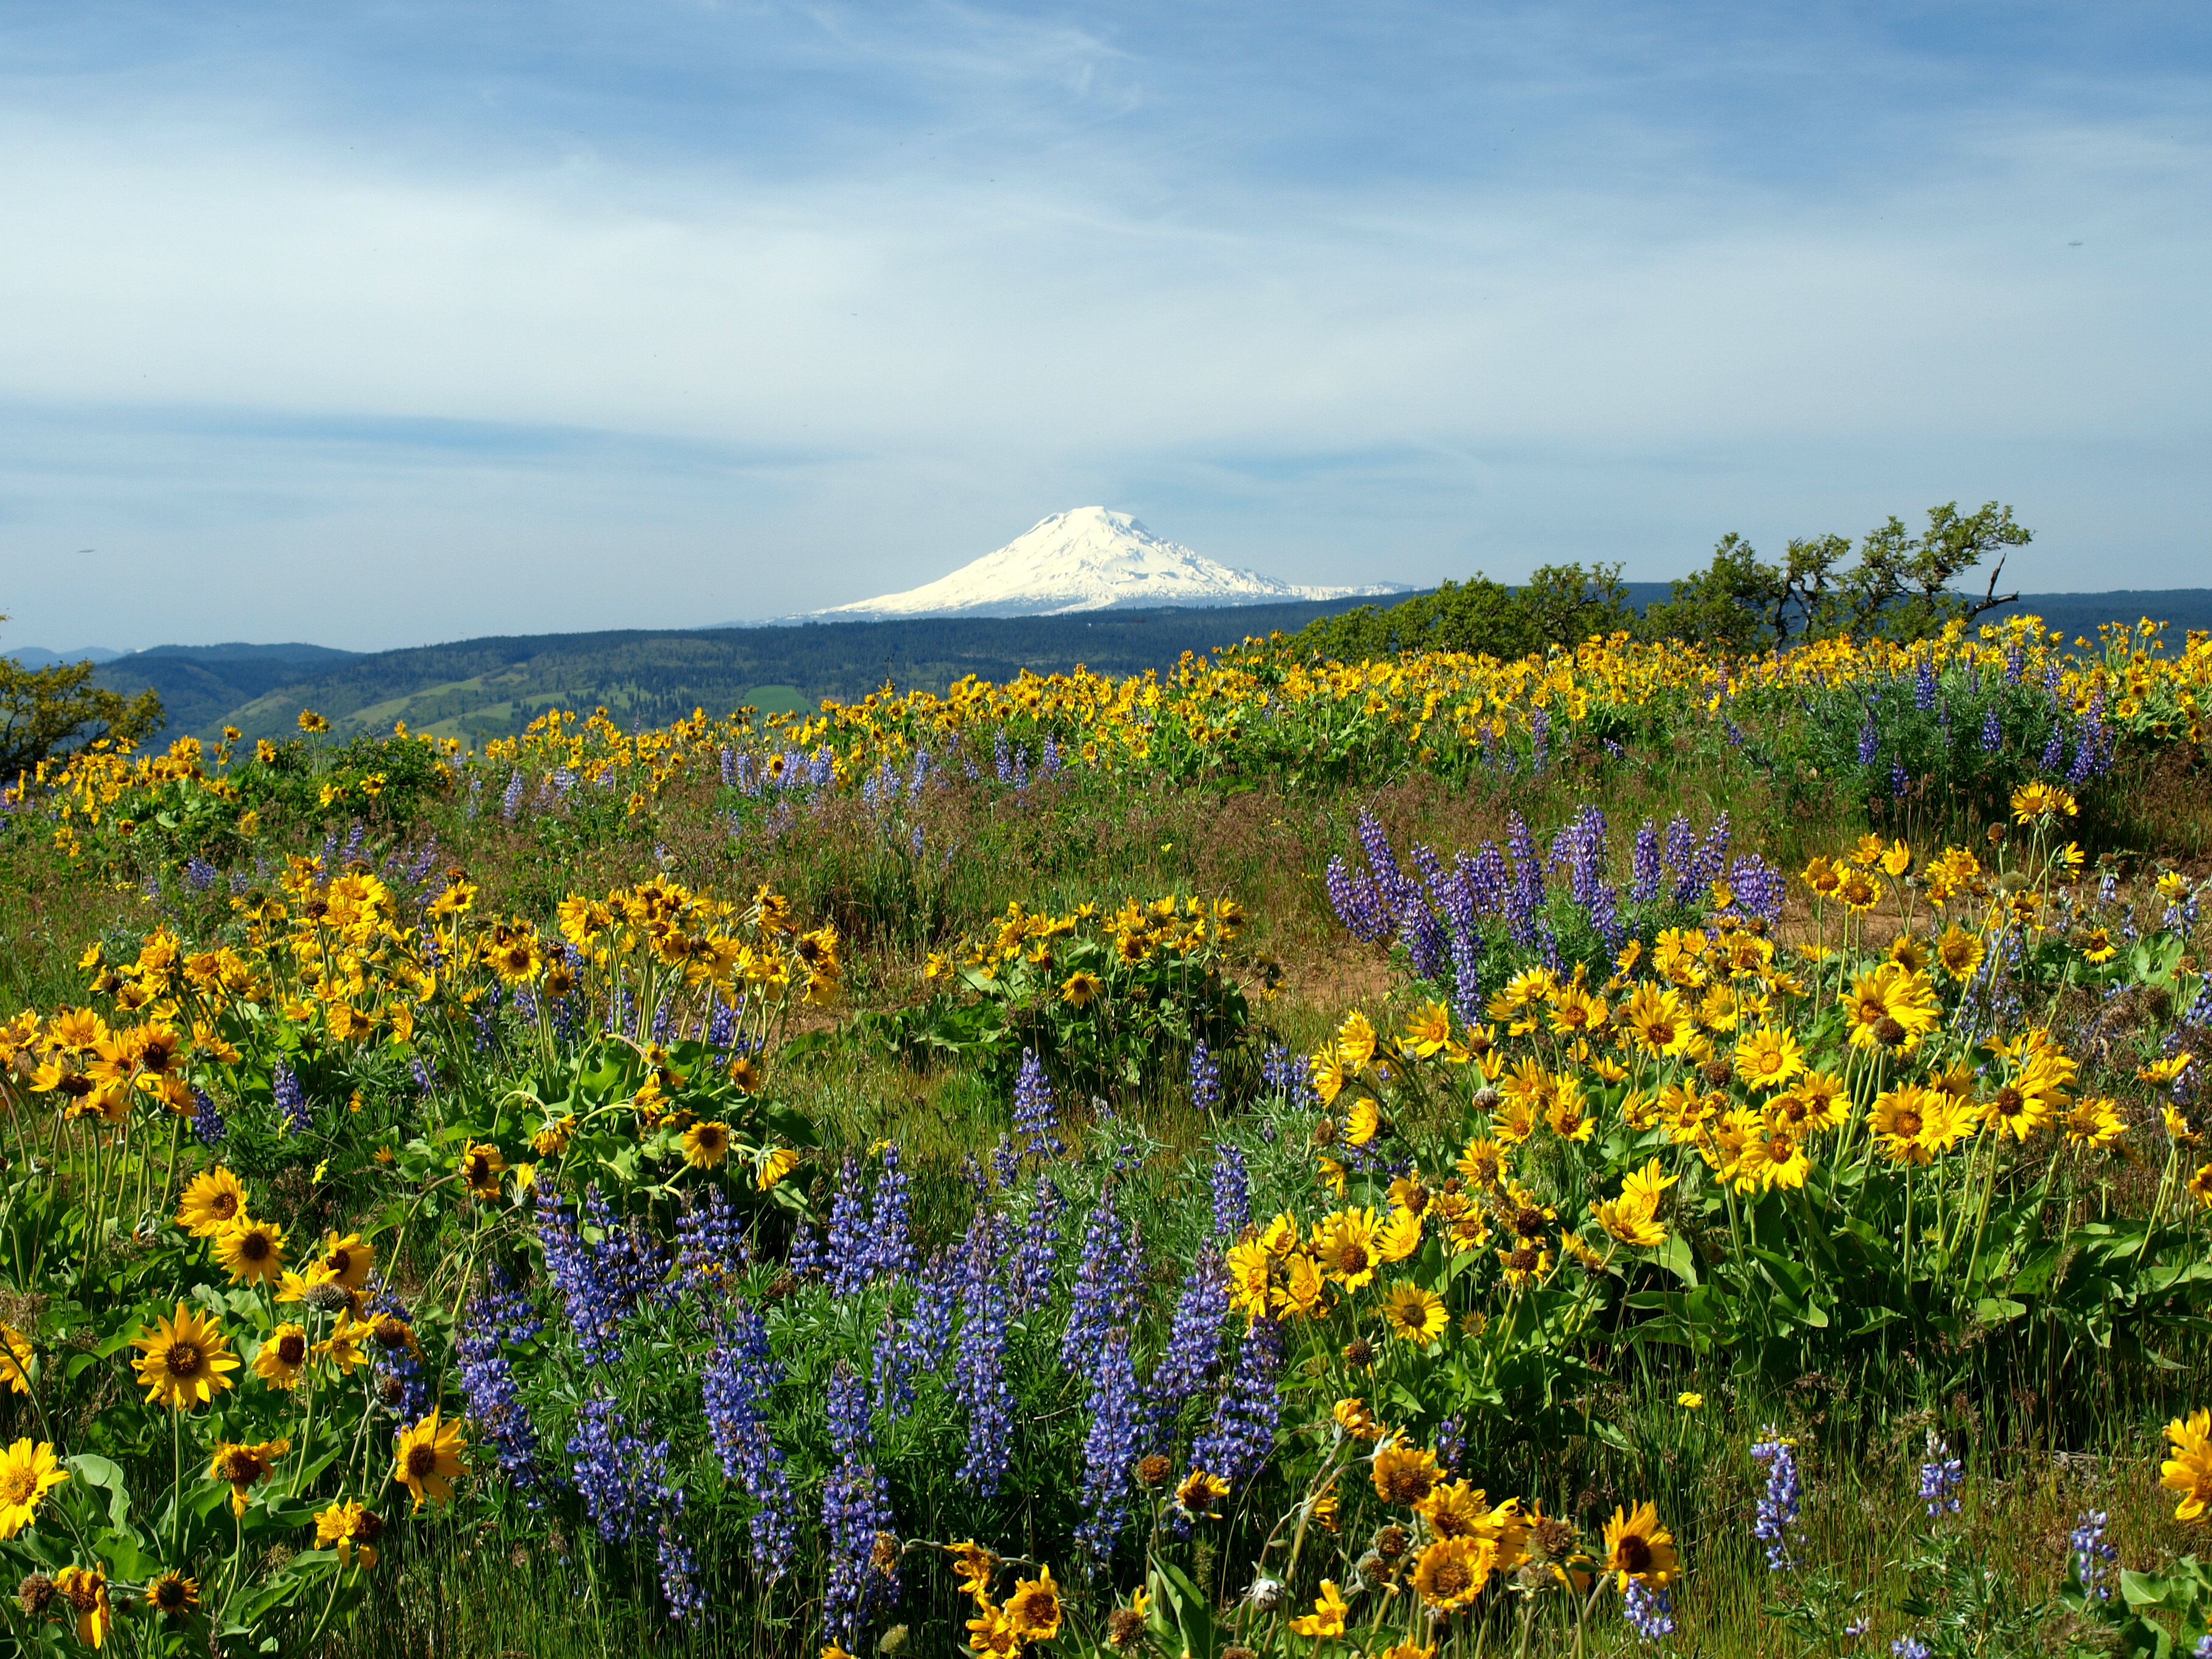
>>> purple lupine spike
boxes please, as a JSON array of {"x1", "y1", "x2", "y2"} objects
[
  {"x1": 702, "y1": 1297, "x2": 797, "y2": 1583},
  {"x1": 1074, "y1": 1327, "x2": 1144, "y2": 1560},
  {"x1": 952, "y1": 1211, "x2": 1014, "y2": 1496}
]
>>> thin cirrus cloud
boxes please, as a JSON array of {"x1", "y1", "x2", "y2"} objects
[{"x1": 0, "y1": 1, "x2": 2207, "y2": 652}]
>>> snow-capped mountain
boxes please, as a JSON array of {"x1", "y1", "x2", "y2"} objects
[{"x1": 807, "y1": 508, "x2": 1406, "y2": 620}]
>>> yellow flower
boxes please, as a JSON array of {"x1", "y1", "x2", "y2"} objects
[
  {"x1": 209, "y1": 1436, "x2": 290, "y2": 1516},
  {"x1": 1375, "y1": 1205, "x2": 1424, "y2": 1262},
  {"x1": 2161, "y1": 1409, "x2": 2212, "y2": 1523},
  {"x1": 945, "y1": 1539, "x2": 997, "y2": 1602},
  {"x1": 1456, "y1": 1136, "x2": 1507, "y2": 1190},
  {"x1": 1346, "y1": 1097, "x2": 1382, "y2": 1147},
  {"x1": 0, "y1": 1324, "x2": 33, "y2": 1395},
  {"x1": 1934, "y1": 924, "x2": 1986, "y2": 980},
  {"x1": 2010, "y1": 781, "x2": 2077, "y2": 823},
  {"x1": 1336, "y1": 1010, "x2": 1378, "y2": 1071},
  {"x1": 1175, "y1": 1469, "x2": 1230, "y2": 1517},
  {"x1": 1335, "y1": 1396, "x2": 1385, "y2": 1440},
  {"x1": 314, "y1": 1496, "x2": 384, "y2": 1569},
  {"x1": 1289, "y1": 1578, "x2": 1349, "y2": 1637},
  {"x1": 757, "y1": 1146, "x2": 800, "y2": 1190},
  {"x1": 1880, "y1": 839, "x2": 1912, "y2": 877},
  {"x1": 1677, "y1": 1392, "x2": 1704, "y2": 1409},
  {"x1": 1313, "y1": 1208, "x2": 1381, "y2": 1289},
  {"x1": 175, "y1": 1166, "x2": 248, "y2": 1236},
  {"x1": 215, "y1": 1216, "x2": 287, "y2": 1286},
  {"x1": 1004, "y1": 1564, "x2": 1062, "y2": 1641},
  {"x1": 680, "y1": 1119, "x2": 732, "y2": 1169},
  {"x1": 253, "y1": 1324, "x2": 311, "y2": 1390},
  {"x1": 130, "y1": 1303, "x2": 240, "y2": 1409},
  {"x1": 1382, "y1": 1282, "x2": 1447, "y2": 1343},
  {"x1": 1059, "y1": 971, "x2": 1102, "y2": 1008},
  {"x1": 2141, "y1": 1054, "x2": 2194, "y2": 1088},
  {"x1": 1601, "y1": 1501, "x2": 1678, "y2": 1589},
  {"x1": 53, "y1": 1563, "x2": 110, "y2": 1649},
  {"x1": 1412, "y1": 1533, "x2": 1497, "y2": 1610},
  {"x1": 458, "y1": 1142, "x2": 507, "y2": 1199},
  {"x1": 1733, "y1": 1026, "x2": 1806, "y2": 1092},
  {"x1": 1373, "y1": 1440, "x2": 1443, "y2": 1507},
  {"x1": 392, "y1": 1412, "x2": 468, "y2": 1510},
  {"x1": 1401, "y1": 1000, "x2": 1453, "y2": 1057},
  {"x1": 315, "y1": 1230, "x2": 377, "y2": 1290},
  {"x1": 0, "y1": 1438, "x2": 68, "y2": 1537}
]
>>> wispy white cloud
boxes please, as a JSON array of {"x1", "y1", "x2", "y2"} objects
[{"x1": 1, "y1": 2, "x2": 2207, "y2": 649}]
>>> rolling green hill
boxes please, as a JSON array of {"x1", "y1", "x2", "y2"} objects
[{"x1": 84, "y1": 588, "x2": 2212, "y2": 751}]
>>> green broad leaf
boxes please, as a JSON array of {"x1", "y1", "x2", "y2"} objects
[
  {"x1": 1974, "y1": 1296, "x2": 2028, "y2": 1324},
  {"x1": 65, "y1": 1453, "x2": 134, "y2": 1530}
]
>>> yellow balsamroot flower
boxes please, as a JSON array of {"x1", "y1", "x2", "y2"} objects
[
  {"x1": 1004, "y1": 1566, "x2": 1062, "y2": 1641},
  {"x1": 392, "y1": 1412, "x2": 468, "y2": 1510},
  {"x1": 253, "y1": 1324, "x2": 310, "y2": 1390},
  {"x1": 1601, "y1": 1501, "x2": 1678, "y2": 1590},
  {"x1": 1345, "y1": 1097, "x2": 1382, "y2": 1147},
  {"x1": 144, "y1": 1570, "x2": 199, "y2": 1617},
  {"x1": 2141, "y1": 1054, "x2": 2195, "y2": 1088},
  {"x1": 314, "y1": 1231, "x2": 377, "y2": 1291},
  {"x1": 1059, "y1": 970, "x2": 1102, "y2": 1008},
  {"x1": 966, "y1": 1597, "x2": 1018, "y2": 1656},
  {"x1": 1289, "y1": 1579, "x2": 1350, "y2": 1638},
  {"x1": 1376, "y1": 1205, "x2": 1423, "y2": 1263},
  {"x1": 2062, "y1": 1096, "x2": 2125, "y2": 1150},
  {"x1": 131, "y1": 1303, "x2": 240, "y2": 1409},
  {"x1": 209, "y1": 1437, "x2": 290, "y2": 1516},
  {"x1": 1313, "y1": 1208, "x2": 1381, "y2": 1290},
  {"x1": 1934, "y1": 925, "x2": 1985, "y2": 980},
  {"x1": 1844, "y1": 965, "x2": 1940, "y2": 1055},
  {"x1": 315, "y1": 1496, "x2": 384, "y2": 1569},
  {"x1": 1456, "y1": 1136, "x2": 1508, "y2": 1191},
  {"x1": 2190, "y1": 1163, "x2": 2212, "y2": 1210},
  {"x1": 1309, "y1": 1049, "x2": 1349, "y2": 1106},
  {"x1": 176, "y1": 1167, "x2": 248, "y2": 1236},
  {"x1": 317, "y1": 1312, "x2": 372, "y2": 1373},
  {"x1": 534, "y1": 1114, "x2": 577, "y2": 1157},
  {"x1": 1336, "y1": 1010, "x2": 1378, "y2": 1072},
  {"x1": 0, "y1": 1438, "x2": 67, "y2": 1537},
  {"x1": 2160, "y1": 1410, "x2": 2212, "y2": 1522},
  {"x1": 1373, "y1": 1439, "x2": 1444, "y2": 1507},
  {"x1": 1734, "y1": 1025, "x2": 1806, "y2": 1091},
  {"x1": 756, "y1": 1146, "x2": 800, "y2": 1191},
  {"x1": 1401, "y1": 1000, "x2": 1453, "y2": 1057},
  {"x1": 0, "y1": 1323, "x2": 33, "y2": 1395},
  {"x1": 1382, "y1": 1282, "x2": 1447, "y2": 1343},
  {"x1": 1546, "y1": 1074, "x2": 1595, "y2": 1142},
  {"x1": 215, "y1": 1216, "x2": 287, "y2": 1287},
  {"x1": 945, "y1": 1538, "x2": 996, "y2": 1602},
  {"x1": 1735, "y1": 1121, "x2": 1811, "y2": 1193},
  {"x1": 1621, "y1": 984, "x2": 1694, "y2": 1058},
  {"x1": 2011, "y1": 781, "x2": 2077, "y2": 824},
  {"x1": 1548, "y1": 984, "x2": 1608, "y2": 1040},
  {"x1": 1175, "y1": 1469, "x2": 1229, "y2": 1517},
  {"x1": 1225, "y1": 1239, "x2": 1275, "y2": 1319},
  {"x1": 1333, "y1": 1396, "x2": 1385, "y2": 1441},
  {"x1": 458, "y1": 1142, "x2": 506, "y2": 1200},
  {"x1": 680, "y1": 1119, "x2": 732, "y2": 1170},
  {"x1": 1412, "y1": 1533, "x2": 1498, "y2": 1611},
  {"x1": 2077, "y1": 925, "x2": 2118, "y2": 964},
  {"x1": 53, "y1": 1563, "x2": 110, "y2": 1649},
  {"x1": 1273, "y1": 1251, "x2": 1329, "y2": 1321},
  {"x1": 1677, "y1": 1392, "x2": 1704, "y2": 1409}
]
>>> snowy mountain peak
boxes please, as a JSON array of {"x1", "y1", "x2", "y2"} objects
[{"x1": 813, "y1": 506, "x2": 1406, "y2": 620}]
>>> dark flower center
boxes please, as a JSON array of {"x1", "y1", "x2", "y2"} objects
[
  {"x1": 1618, "y1": 1535, "x2": 1654, "y2": 1572},
  {"x1": 167, "y1": 1343, "x2": 203, "y2": 1376}
]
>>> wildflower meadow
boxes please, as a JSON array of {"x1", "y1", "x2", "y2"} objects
[{"x1": 1, "y1": 612, "x2": 2210, "y2": 1658}]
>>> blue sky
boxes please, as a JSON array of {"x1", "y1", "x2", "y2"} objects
[{"x1": 2, "y1": 1, "x2": 2207, "y2": 652}]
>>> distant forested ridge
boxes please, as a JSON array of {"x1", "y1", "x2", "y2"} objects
[{"x1": 76, "y1": 572, "x2": 2212, "y2": 751}]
